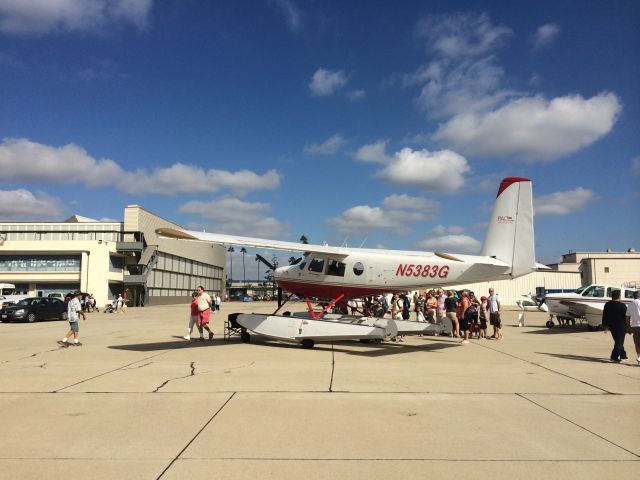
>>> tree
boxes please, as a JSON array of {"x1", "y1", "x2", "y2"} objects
[
  {"x1": 300, "y1": 235, "x2": 309, "y2": 244},
  {"x1": 227, "y1": 246, "x2": 235, "y2": 285},
  {"x1": 240, "y1": 247, "x2": 247, "y2": 285}
]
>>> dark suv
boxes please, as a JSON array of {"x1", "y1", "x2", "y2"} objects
[{"x1": 0, "y1": 297, "x2": 68, "y2": 323}]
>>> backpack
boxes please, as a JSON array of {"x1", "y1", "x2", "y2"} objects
[
  {"x1": 402, "y1": 296, "x2": 411, "y2": 319},
  {"x1": 465, "y1": 304, "x2": 478, "y2": 321}
]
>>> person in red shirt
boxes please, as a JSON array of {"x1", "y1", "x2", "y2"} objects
[{"x1": 183, "y1": 292, "x2": 200, "y2": 341}]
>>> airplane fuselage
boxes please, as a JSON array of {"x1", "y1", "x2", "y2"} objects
[
  {"x1": 275, "y1": 250, "x2": 511, "y2": 299},
  {"x1": 545, "y1": 284, "x2": 638, "y2": 327}
]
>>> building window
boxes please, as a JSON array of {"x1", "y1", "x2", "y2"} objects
[{"x1": 604, "y1": 267, "x2": 610, "y2": 273}]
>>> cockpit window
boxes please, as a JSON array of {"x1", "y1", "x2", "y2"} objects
[
  {"x1": 582, "y1": 285, "x2": 605, "y2": 297},
  {"x1": 607, "y1": 288, "x2": 620, "y2": 298},
  {"x1": 575, "y1": 286, "x2": 587, "y2": 294},
  {"x1": 298, "y1": 261, "x2": 306, "y2": 270},
  {"x1": 308, "y1": 257, "x2": 325, "y2": 273},
  {"x1": 326, "y1": 259, "x2": 346, "y2": 277}
]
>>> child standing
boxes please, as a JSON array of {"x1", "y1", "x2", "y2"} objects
[{"x1": 184, "y1": 292, "x2": 199, "y2": 341}]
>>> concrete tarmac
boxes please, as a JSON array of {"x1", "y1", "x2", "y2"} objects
[{"x1": 0, "y1": 301, "x2": 638, "y2": 479}]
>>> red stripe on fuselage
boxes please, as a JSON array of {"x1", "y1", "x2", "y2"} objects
[{"x1": 276, "y1": 279, "x2": 396, "y2": 299}]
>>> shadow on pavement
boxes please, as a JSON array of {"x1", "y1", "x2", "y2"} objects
[
  {"x1": 108, "y1": 335, "x2": 459, "y2": 357},
  {"x1": 536, "y1": 352, "x2": 613, "y2": 364}
]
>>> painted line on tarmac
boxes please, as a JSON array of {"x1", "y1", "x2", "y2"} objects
[
  {"x1": 472, "y1": 341, "x2": 613, "y2": 394},
  {"x1": 156, "y1": 391, "x2": 236, "y2": 480},
  {"x1": 517, "y1": 393, "x2": 639, "y2": 458}
]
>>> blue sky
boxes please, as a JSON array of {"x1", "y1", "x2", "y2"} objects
[{"x1": 0, "y1": 0, "x2": 638, "y2": 276}]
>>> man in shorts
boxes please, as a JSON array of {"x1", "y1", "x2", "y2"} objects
[
  {"x1": 196, "y1": 285, "x2": 214, "y2": 341},
  {"x1": 488, "y1": 288, "x2": 502, "y2": 339},
  {"x1": 625, "y1": 290, "x2": 640, "y2": 365},
  {"x1": 58, "y1": 291, "x2": 84, "y2": 347}
]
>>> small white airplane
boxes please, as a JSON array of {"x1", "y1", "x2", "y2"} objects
[
  {"x1": 158, "y1": 177, "x2": 539, "y2": 347},
  {"x1": 515, "y1": 294, "x2": 549, "y2": 313},
  {"x1": 543, "y1": 283, "x2": 639, "y2": 330}
]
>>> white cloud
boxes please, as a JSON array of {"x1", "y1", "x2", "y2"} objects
[
  {"x1": 0, "y1": 137, "x2": 123, "y2": 185},
  {"x1": 409, "y1": 56, "x2": 517, "y2": 119},
  {"x1": 328, "y1": 194, "x2": 438, "y2": 235},
  {"x1": 0, "y1": 138, "x2": 281, "y2": 196},
  {"x1": 346, "y1": 89, "x2": 366, "y2": 102},
  {"x1": 631, "y1": 157, "x2": 640, "y2": 176},
  {"x1": 327, "y1": 205, "x2": 426, "y2": 235},
  {"x1": 415, "y1": 12, "x2": 512, "y2": 59},
  {"x1": 532, "y1": 23, "x2": 561, "y2": 49},
  {"x1": 433, "y1": 93, "x2": 622, "y2": 160},
  {"x1": 376, "y1": 148, "x2": 470, "y2": 193},
  {"x1": 0, "y1": 0, "x2": 153, "y2": 35},
  {"x1": 430, "y1": 225, "x2": 464, "y2": 235},
  {"x1": 179, "y1": 197, "x2": 290, "y2": 238},
  {"x1": 309, "y1": 68, "x2": 348, "y2": 96},
  {"x1": 382, "y1": 194, "x2": 439, "y2": 212},
  {"x1": 416, "y1": 234, "x2": 481, "y2": 254},
  {"x1": 534, "y1": 187, "x2": 595, "y2": 216},
  {"x1": 303, "y1": 134, "x2": 346, "y2": 155},
  {"x1": 355, "y1": 140, "x2": 390, "y2": 164},
  {"x1": 0, "y1": 189, "x2": 64, "y2": 220},
  {"x1": 118, "y1": 164, "x2": 281, "y2": 196},
  {"x1": 401, "y1": 13, "x2": 621, "y2": 162},
  {"x1": 271, "y1": 0, "x2": 302, "y2": 32}
]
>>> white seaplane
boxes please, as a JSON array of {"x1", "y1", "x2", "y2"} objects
[
  {"x1": 543, "y1": 283, "x2": 639, "y2": 330},
  {"x1": 158, "y1": 177, "x2": 539, "y2": 347}
]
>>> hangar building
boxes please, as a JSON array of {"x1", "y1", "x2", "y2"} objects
[{"x1": 0, "y1": 206, "x2": 225, "y2": 308}]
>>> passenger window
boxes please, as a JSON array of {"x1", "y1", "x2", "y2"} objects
[
  {"x1": 308, "y1": 257, "x2": 325, "y2": 273},
  {"x1": 353, "y1": 262, "x2": 364, "y2": 276},
  {"x1": 625, "y1": 290, "x2": 636, "y2": 299},
  {"x1": 326, "y1": 259, "x2": 346, "y2": 277},
  {"x1": 591, "y1": 286, "x2": 605, "y2": 297}
]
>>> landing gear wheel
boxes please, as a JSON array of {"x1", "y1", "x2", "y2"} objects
[
  {"x1": 301, "y1": 339, "x2": 315, "y2": 349},
  {"x1": 545, "y1": 320, "x2": 554, "y2": 328},
  {"x1": 570, "y1": 318, "x2": 576, "y2": 326},
  {"x1": 240, "y1": 330, "x2": 251, "y2": 343},
  {"x1": 587, "y1": 324, "x2": 597, "y2": 332}
]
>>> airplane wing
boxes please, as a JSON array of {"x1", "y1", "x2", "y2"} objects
[{"x1": 156, "y1": 228, "x2": 349, "y2": 257}]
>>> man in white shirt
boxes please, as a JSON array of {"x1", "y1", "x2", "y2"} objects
[
  {"x1": 626, "y1": 290, "x2": 640, "y2": 365},
  {"x1": 487, "y1": 288, "x2": 501, "y2": 339},
  {"x1": 59, "y1": 291, "x2": 84, "y2": 347}
]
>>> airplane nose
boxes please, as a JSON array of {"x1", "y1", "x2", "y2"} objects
[{"x1": 275, "y1": 266, "x2": 289, "y2": 278}]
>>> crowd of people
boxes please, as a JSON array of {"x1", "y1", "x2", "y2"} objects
[{"x1": 352, "y1": 287, "x2": 503, "y2": 344}]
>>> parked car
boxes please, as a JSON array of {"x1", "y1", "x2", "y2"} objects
[{"x1": 0, "y1": 297, "x2": 68, "y2": 323}]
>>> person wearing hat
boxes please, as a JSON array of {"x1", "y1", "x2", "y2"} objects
[{"x1": 58, "y1": 291, "x2": 85, "y2": 347}]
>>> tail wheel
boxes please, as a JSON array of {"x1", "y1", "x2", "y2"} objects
[
  {"x1": 240, "y1": 330, "x2": 251, "y2": 343},
  {"x1": 545, "y1": 320, "x2": 554, "y2": 328}
]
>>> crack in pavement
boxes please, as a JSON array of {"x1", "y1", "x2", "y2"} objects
[
  {"x1": 223, "y1": 361, "x2": 255, "y2": 373},
  {"x1": 153, "y1": 362, "x2": 196, "y2": 393}
]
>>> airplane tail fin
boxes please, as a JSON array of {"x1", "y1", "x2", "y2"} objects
[{"x1": 480, "y1": 177, "x2": 535, "y2": 278}]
